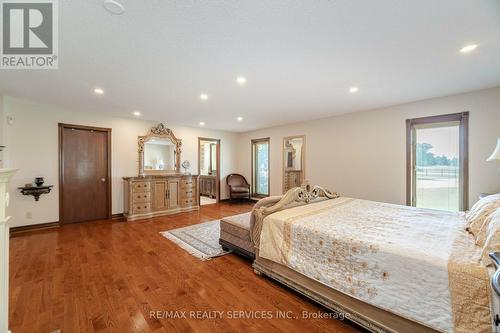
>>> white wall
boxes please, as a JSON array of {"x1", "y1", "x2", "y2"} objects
[
  {"x1": 236, "y1": 87, "x2": 500, "y2": 208},
  {"x1": 4, "y1": 86, "x2": 500, "y2": 226},
  {"x1": 2, "y1": 96, "x2": 238, "y2": 227}
]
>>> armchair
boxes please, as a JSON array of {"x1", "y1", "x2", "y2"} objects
[{"x1": 226, "y1": 173, "x2": 251, "y2": 200}]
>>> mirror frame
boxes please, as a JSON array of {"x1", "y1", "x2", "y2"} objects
[
  {"x1": 138, "y1": 123, "x2": 182, "y2": 176},
  {"x1": 282, "y1": 135, "x2": 306, "y2": 193}
]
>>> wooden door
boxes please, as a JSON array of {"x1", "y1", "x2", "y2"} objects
[
  {"x1": 168, "y1": 180, "x2": 179, "y2": 208},
  {"x1": 153, "y1": 181, "x2": 167, "y2": 211},
  {"x1": 59, "y1": 124, "x2": 111, "y2": 223}
]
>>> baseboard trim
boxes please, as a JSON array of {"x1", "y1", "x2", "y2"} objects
[
  {"x1": 111, "y1": 213, "x2": 124, "y2": 220},
  {"x1": 10, "y1": 221, "x2": 60, "y2": 236},
  {"x1": 219, "y1": 198, "x2": 258, "y2": 203}
]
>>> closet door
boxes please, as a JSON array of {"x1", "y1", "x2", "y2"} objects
[
  {"x1": 59, "y1": 124, "x2": 111, "y2": 223},
  {"x1": 168, "y1": 180, "x2": 179, "y2": 209}
]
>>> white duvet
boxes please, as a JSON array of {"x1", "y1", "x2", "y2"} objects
[{"x1": 259, "y1": 197, "x2": 492, "y2": 332}]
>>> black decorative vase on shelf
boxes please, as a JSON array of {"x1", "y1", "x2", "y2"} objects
[{"x1": 35, "y1": 177, "x2": 44, "y2": 187}]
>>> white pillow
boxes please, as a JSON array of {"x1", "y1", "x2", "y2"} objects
[
  {"x1": 466, "y1": 193, "x2": 500, "y2": 245},
  {"x1": 480, "y1": 208, "x2": 500, "y2": 266}
]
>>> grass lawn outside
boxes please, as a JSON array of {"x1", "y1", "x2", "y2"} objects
[{"x1": 415, "y1": 173, "x2": 459, "y2": 211}]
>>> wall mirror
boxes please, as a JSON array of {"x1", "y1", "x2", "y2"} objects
[
  {"x1": 282, "y1": 135, "x2": 305, "y2": 193},
  {"x1": 138, "y1": 123, "x2": 182, "y2": 176},
  {"x1": 199, "y1": 141, "x2": 217, "y2": 176}
]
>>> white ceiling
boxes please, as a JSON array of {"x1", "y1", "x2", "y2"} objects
[{"x1": 1, "y1": 0, "x2": 499, "y2": 132}]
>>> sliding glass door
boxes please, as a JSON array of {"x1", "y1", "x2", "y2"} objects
[
  {"x1": 251, "y1": 138, "x2": 270, "y2": 197},
  {"x1": 407, "y1": 113, "x2": 468, "y2": 211}
]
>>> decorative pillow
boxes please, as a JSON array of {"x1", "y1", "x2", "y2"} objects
[
  {"x1": 480, "y1": 208, "x2": 500, "y2": 266},
  {"x1": 465, "y1": 193, "x2": 500, "y2": 243}
]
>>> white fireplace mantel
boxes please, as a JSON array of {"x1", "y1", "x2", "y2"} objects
[{"x1": 0, "y1": 169, "x2": 17, "y2": 333}]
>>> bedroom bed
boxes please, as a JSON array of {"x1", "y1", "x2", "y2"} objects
[{"x1": 250, "y1": 186, "x2": 500, "y2": 333}]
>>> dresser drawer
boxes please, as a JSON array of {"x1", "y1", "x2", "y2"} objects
[
  {"x1": 133, "y1": 181, "x2": 150, "y2": 192},
  {"x1": 180, "y1": 178, "x2": 195, "y2": 188},
  {"x1": 132, "y1": 191, "x2": 151, "y2": 203},
  {"x1": 180, "y1": 188, "x2": 195, "y2": 198},
  {"x1": 180, "y1": 197, "x2": 197, "y2": 207},
  {"x1": 133, "y1": 202, "x2": 151, "y2": 214}
]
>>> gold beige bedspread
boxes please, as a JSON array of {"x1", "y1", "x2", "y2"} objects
[{"x1": 258, "y1": 198, "x2": 492, "y2": 333}]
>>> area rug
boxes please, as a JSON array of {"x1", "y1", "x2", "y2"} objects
[{"x1": 160, "y1": 220, "x2": 230, "y2": 260}]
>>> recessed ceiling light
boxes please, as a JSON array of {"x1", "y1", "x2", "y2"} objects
[
  {"x1": 200, "y1": 93, "x2": 208, "y2": 101},
  {"x1": 236, "y1": 76, "x2": 247, "y2": 85},
  {"x1": 199, "y1": 122, "x2": 205, "y2": 126},
  {"x1": 132, "y1": 111, "x2": 141, "y2": 116},
  {"x1": 237, "y1": 116, "x2": 244, "y2": 122},
  {"x1": 94, "y1": 88, "x2": 104, "y2": 95},
  {"x1": 349, "y1": 86, "x2": 359, "y2": 93},
  {"x1": 103, "y1": 0, "x2": 125, "y2": 15},
  {"x1": 460, "y1": 44, "x2": 478, "y2": 54}
]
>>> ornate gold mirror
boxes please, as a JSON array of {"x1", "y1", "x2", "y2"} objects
[
  {"x1": 282, "y1": 135, "x2": 305, "y2": 193},
  {"x1": 138, "y1": 124, "x2": 182, "y2": 176}
]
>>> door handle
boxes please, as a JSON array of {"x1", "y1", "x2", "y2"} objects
[{"x1": 101, "y1": 178, "x2": 106, "y2": 182}]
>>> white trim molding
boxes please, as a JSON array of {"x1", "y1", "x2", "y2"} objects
[{"x1": 0, "y1": 169, "x2": 17, "y2": 333}]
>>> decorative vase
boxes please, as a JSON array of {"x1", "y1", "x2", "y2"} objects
[{"x1": 35, "y1": 177, "x2": 44, "y2": 187}]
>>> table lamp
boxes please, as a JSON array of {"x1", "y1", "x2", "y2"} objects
[{"x1": 487, "y1": 138, "x2": 500, "y2": 169}]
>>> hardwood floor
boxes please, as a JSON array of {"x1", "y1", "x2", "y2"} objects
[{"x1": 9, "y1": 202, "x2": 361, "y2": 333}]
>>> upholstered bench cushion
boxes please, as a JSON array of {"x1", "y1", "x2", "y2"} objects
[{"x1": 219, "y1": 212, "x2": 254, "y2": 259}]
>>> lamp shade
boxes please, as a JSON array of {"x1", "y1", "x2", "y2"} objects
[{"x1": 487, "y1": 138, "x2": 500, "y2": 161}]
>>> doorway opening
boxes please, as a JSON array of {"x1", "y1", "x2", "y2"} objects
[
  {"x1": 198, "y1": 138, "x2": 220, "y2": 205},
  {"x1": 406, "y1": 112, "x2": 469, "y2": 211},
  {"x1": 251, "y1": 137, "x2": 270, "y2": 198}
]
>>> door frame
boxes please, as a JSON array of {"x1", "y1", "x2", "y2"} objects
[
  {"x1": 251, "y1": 137, "x2": 270, "y2": 198},
  {"x1": 197, "y1": 137, "x2": 221, "y2": 203},
  {"x1": 405, "y1": 112, "x2": 469, "y2": 210},
  {"x1": 58, "y1": 123, "x2": 112, "y2": 223}
]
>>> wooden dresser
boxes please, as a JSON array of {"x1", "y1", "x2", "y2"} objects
[
  {"x1": 283, "y1": 170, "x2": 303, "y2": 192},
  {"x1": 199, "y1": 175, "x2": 216, "y2": 198},
  {"x1": 123, "y1": 174, "x2": 199, "y2": 221}
]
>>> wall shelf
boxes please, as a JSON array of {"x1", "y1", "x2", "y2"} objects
[{"x1": 18, "y1": 185, "x2": 53, "y2": 201}]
